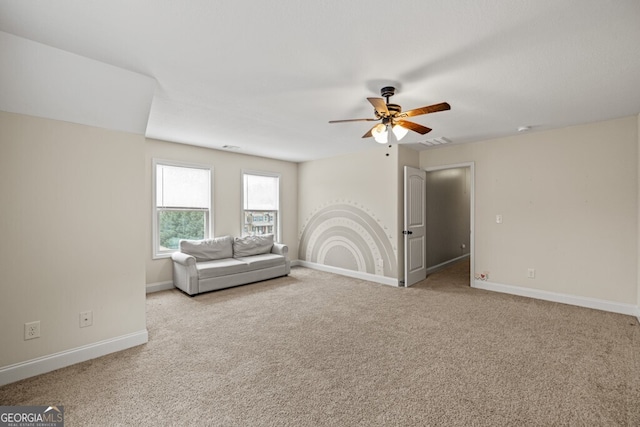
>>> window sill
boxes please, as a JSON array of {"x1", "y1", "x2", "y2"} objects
[{"x1": 152, "y1": 252, "x2": 174, "y2": 260}]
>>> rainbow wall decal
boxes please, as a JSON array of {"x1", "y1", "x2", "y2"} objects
[{"x1": 299, "y1": 203, "x2": 397, "y2": 278}]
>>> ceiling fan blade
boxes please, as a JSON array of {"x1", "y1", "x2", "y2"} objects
[
  {"x1": 367, "y1": 97, "x2": 389, "y2": 115},
  {"x1": 396, "y1": 120, "x2": 432, "y2": 135},
  {"x1": 329, "y1": 118, "x2": 377, "y2": 123},
  {"x1": 362, "y1": 125, "x2": 377, "y2": 138},
  {"x1": 401, "y1": 102, "x2": 451, "y2": 118}
]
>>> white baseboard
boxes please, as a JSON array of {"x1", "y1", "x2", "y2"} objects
[
  {"x1": 296, "y1": 260, "x2": 400, "y2": 287},
  {"x1": 473, "y1": 280, "x2": 639, "y2": 317},
  {"x1": 426, "y1": 254, "x2": 470, "y2": 275},
  {"x1": 146, "y1": 280, "x2": 174, "y2": 294},
  {"x1": 0, "y1": 329, "x2": 148, "y2": 387}
]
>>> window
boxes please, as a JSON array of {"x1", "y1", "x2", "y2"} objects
[
  {"x1": 153, "y1": 160, "x2": 212, "y2": 258},
  {"x1": 242, "y1": 171, "x2": 280, "y2": 240}
]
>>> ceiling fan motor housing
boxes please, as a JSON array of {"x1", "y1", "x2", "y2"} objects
[
  {"x1": 386, "y1": 104, "x2": 401, "y2": 115},
  {"x1": 374, "y1": 104, "x2": 402, "y2": 119}
]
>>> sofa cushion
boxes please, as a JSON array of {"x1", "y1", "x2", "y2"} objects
[
  {"x1": 233, "y1": 234, "x2": 274, "y2": 257},
  {"x1": 235, "y1": 253, "x2": 285, "y2": 272},
  {"x1": 196, "y1": 258, "x2": 249, "y2": 280},
  {"x1": 180, "y1": 236, "x2": 233, "y2": 262}
]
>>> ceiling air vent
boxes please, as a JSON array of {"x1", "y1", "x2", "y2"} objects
[
  {"x1": 419, "y1": 137, "x2": 451, "y2": 147},
  {"x1": 222, "y1": 145, "x2": 241, "y2": 151}
]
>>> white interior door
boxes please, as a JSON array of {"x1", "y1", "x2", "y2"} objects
[{"x1": 404, "y1": 166, "x2": 427, "y2": 287}]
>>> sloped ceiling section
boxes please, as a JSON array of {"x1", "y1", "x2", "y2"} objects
[{"x1": 0, "y1": 31, "x2": 155, "y2": 135}]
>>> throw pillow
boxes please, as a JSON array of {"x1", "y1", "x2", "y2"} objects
[
  {"x1": 180, "y1": 236, "x2": 234, "y2": 262},
  {"x1": 233, "y1": 234, "x2": 274, "y2": 257}
]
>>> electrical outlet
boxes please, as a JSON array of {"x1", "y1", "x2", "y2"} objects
[
  {"x1": 24, "y1": 321, "x2": 40, "y2": 340},
  {"x1": 527, "y1": 268, "x2": 535, "y2": 279},
  {"x1": 79, "y1": 311, "x2": 93, "y2": 328},
  {"x1": 475, "y1": 271, "x2": 489, "y2": 281}
]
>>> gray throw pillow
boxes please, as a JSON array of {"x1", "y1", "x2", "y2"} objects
[
  {"x1": 233, "y1": 234, "x2": 274, "y2": 257},
  {"x1": 180, "y1": 236, "x2": 234, "y2": 262}
]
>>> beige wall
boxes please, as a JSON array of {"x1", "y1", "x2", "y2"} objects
[
  {"x1": 145, "y1": 139, "x2": 298, "y2": 285},
  {"x1": 421, "y1": 116, "x2": 639, "y2": 304},
  {"x1": 0, "y1": 111, "x2": 147, "y2": 367}
]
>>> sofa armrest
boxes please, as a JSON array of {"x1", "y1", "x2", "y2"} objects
[
  {"x1": 171, "y1": 252, "x2": 199, "y2": 295},
  {"x1": 171, "y1": 252, "x2": 196, "y2": 266},
  {"x1": 271, "y1": 243, "x2": 289, "y2": 259}
]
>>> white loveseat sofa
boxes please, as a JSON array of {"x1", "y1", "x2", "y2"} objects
[{"x1": 171, "y1": 234, "x2": 290, "y2": 295}]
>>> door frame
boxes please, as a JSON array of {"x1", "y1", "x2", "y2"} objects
[{"x1": 424, "y1": 162, "x2": 475, "y2": 286}]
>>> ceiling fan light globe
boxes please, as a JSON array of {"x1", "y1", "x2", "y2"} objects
[
  {"x1": 372, "y1": 123, "x2": 388, "y2": 144},
  {"x1": 373, "y1": 132, "x2": 388, "y2": 144},
  {"x1": 392, "y1": 124, "x2": 409, "y2": 141}
]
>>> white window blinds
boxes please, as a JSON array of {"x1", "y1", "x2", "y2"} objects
[
  {"x1": 243, "y1": 174, "x2": 278, "y2": 210},
  {"x1": 156, "y1": 164, "x2": 210, "y2": 208}
]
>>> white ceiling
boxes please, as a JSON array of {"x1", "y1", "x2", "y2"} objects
[{"x1": 1, "y1": 1, "x2": 640, "y2": 162}]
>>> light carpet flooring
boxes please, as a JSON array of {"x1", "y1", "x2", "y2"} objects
[{"x1": 1, "y1": 261, "x2": 639, "y2": 426}]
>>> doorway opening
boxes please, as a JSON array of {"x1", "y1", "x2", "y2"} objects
[{"x1": 425, "y1": 163, "x2": 474, "y2": 286}]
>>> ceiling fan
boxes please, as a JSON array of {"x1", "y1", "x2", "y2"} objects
[{"x1": 329, "y1": 86, "x2": 450, "y2": 144}]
